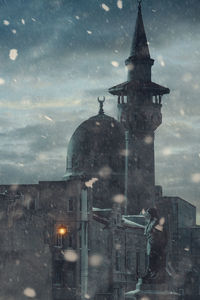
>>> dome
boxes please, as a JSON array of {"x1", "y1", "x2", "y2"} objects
[{"x1": 64, "y1": 110, "x2": 125, "y2": 179}]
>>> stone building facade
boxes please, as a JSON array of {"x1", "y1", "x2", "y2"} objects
[{"x1": 0, "y1": 3, "x2": 200, "y2": 300}]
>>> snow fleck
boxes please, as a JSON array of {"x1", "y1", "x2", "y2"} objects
[
  {"x1": 75, "y1": 16, "x2": 80, "y2": 20},
  {"x1": 16, "y1": 259, "x2": 20, "y2": 265},
  {"x1": 89, "y1": 254, "x2": 103, "y2": 267},
  {"x1": 63, "y1": 249, "x2": 78, "y2": 262},
  {"x1": 114, "y1": 49, "x2": 119, "y2": 53},
  {"x1": 191, "y1": 173, "x2": 200, "y2": 183},
  {"x1": 96, "y1": 121, "x2": 100, "y2": 126},
  {"x1": 17, "y1": 162, "x2": 24, "y2": 167},
  {"x1": 23, "y1": 287, "x2": 36, "y2": 298},
  {"x1": 113, "y1": 194, "x2": 126, "y2": 204},
  {"x1": 198, "y1": 153, "x2": 200, "y2": 158},
  {"x1": 141, "y1": 297, "x2": 150, "y2": 300},
  {"x1": 126, "y1": 63, "x2": 134, "y2": 71},
  {"x1": 162, "y1": 147, "x2": 172, "y2": 156},
  {"x1": 0, "y1": 78, "x2": 5, "y2": 85},
  {"x1": 85, "y1": 178, "x2": 98, "y2": 188},
  {"x1": 182, "y1": 72, "x2": 192, "y2": 82},
  {"x1": 157, "y1": 55, "x2": 165, "y2": 67},
  {"x1": 152, "y1": 9, "x2": 157, "y2": 13},
  {"x1": 44, "y1": 115, "x2": 53, "y2": 122},
  {"x1": 120, "y1": 149, "x2": 129, "y2": 157},
  {"x1": 12, "y1": 29, "x2": 17, "y2": 34},
  {"x1": 115, "y1": 243, "x2": 121, "y2": 250},
  {"x1": 111, "y1": 61, "x2": 119, "y2": 67},
  {"x1": 180, "y1": 109, "x2": 185, "y2": 116},
  {"x1": 3, "y1": 20, "x2": 10, "y2": 26},
  {"x1": 144, "y1": 135, "x2": 153, "y2": 144},
  {"x1": 32, "y1": 18, "x2": 36, "y2": 22},
  {"x1": 84, "y1": 294, "x2": 91, "y2": 299},
  {"x1": 98, "y1": 166, "x2": 112, "y2": 178},
  {"x1": 9, "y1": 49, "x2": 18, "y2": 60},
  {"x1": 159, "y1": 217, "x2": 165, "y2": 225},
  {"x1": 117, "y1": 0, "x2": 123, "y2": 9},
  {"x1": 87, "y1": 30, "x2": 92, "y2": 34},
  {"x1": 21, "y1": 18, "x2": 25, "y2": 25},
  {"x1": 102, "y1": 3, "x2": 110, "y2": 11},
  {"x1": 184, "y1": 247, "x2": 190, "y2": 252},
  {"x1": 193, "y1": 83, "x2": 199, "y2": 90}
]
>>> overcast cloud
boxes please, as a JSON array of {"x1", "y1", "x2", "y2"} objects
[{"x1": 0, "y1": 0, "x2": 200, "y2": 221}]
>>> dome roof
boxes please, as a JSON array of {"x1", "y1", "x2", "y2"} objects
[{"x1": 64, "y1": 111, "x2": 125, "y2": 179}]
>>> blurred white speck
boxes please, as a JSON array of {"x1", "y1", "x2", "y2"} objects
[
  {"x1": 9, "y1": 49, "x2": 18, "y2": 60},
  {"x1": 114, "y1": 49, "x2": 118, "y2": 53},
  {"x1": 117, "y1": 0, "x2": 123, "y2": 9},
  {"x1": 198, "y1": 153, "x2": 200, "y2": 158},
  {"x1": 162, "y1": 147, "x2": 172, "y2": 156},
  {"x1": 75, "y1": 16, "x2": 80, "y2": 20},
  {"x1": 17, "y1": 163, "x2": 24, "y2": 167},
  {"x1": 89, "y1": 254, "x2": 103, "y2": 267},
  {"x1": 115, "y1": 243, "x2": 121, "y2": 250},
  {"x1": 120, "y1": 149, "x2": 129, "y2": 157},
  {"x1": 152, "y1": 9, "x2": 157, "y2": 13},
  {"x1": 144, "y1": 135, "x2": 153, "y2": 144},
  {"x1": 84, "y1": 294, "x2": 91, "y2": 299},
  {"x1": 126, "y1": 63, "x2": 134, "y2": 71},
  {"x1": 0, "y1": 78, "x2": 5, "y2": 85},
  {"x1": 3, "y1": 20, "x2": 10, "y2": 26},
  {"x1": 102, "y1": 3, "x2": 110, "y2": 11},
  {"x1": 180, "y1": 109, "x2": 185, "y2": 116},
  {"x1": 87, "y1": 30, "x2": 92, "y2": 34},
  {"x1": 21, "y1": 18, "x2": 25, "y2": 25},
  {"x1": 182, "y1": 72, "x2": 192, "y2": 82},
  {"x1": 12, "y1": 29, "x2": 17, "y2": 34},
  {"x1": 44, "y1": 115, "x2": 53, "y2": 122},
  {"x1": 98, "y1": 166, "x2": 112, "y2": 178},
  {"x1": 184, "y1": 247, "x2": 190, "y2": 251},
  {"x1": 113, "y1": 194, "x2": 126, "y2": 204},
  {"x1": 159, "y1": 217, "x2": 165, "y2": 225},
  {"x1": 96, "y1": 121, "x2": 100, "y2": 126},
  {"x1": 111, "y1": 61, "x2": 119, "y2": 67},
  {"x1": 41, "y1": 135, "x2": 47, "y2": 139},
  {"x1": 157, "y1": 55, "x2": 165, "y2": 67},
  {"x1": 193, "y1": 83, "x2": 199, "y2": 90},
  {"x1": 23, "y1": 287, "x2": 36, "y2": 298},
  {"x1": 191, "y1": 173, "x2": 200, "y2": 183},
  {"x1": 85, "y1": 177, "x2": 98, "y2": 188},
  {"x1": 63, "y1": 249, "x2": 78, "y2": 262},
  {"x1": 32, "y1": 18, "x2": 36, "y2": 22},
  {"x1": 141, "y1": 297, "x2": 150, "y2": 300}
]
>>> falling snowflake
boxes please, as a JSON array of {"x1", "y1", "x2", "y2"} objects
[
  {"x1": 0, "y1": 78, "x2": 5, "y2": 85},
  {"x1": 191, "y1": 173, "x2": 200, "y2": 183},
  {"x1": 162, "y1": 147, "x2": 172, "y2": 156},
  {"x1": 89, "y1": 254, "x2": 103, "y2": 267},
  {"x1": 63, "y1": 249, "x2": 78, "y2": 262},
  {"x1": 12, "y1": 29, "x2": 17, "y2": 34},
  {"x1": 3, "y1": 20, "x2": 10, "y2": 26},
  {"x1": 23, "y1": 287, "x2": 36, "y2": 298},
  {"x1": 21, "y1": 18, "x2": 25, "y2": 25},
  {"x1": 117, "y1": 0, "x2": 123, "y2": 9},
  {"x1": 111, "y1": 61, "x2": 119, "y2": 67},
  {"x1": 87, "y1": 30, "x2": 92, "y2": 34},
  {"x1": 9, "y1": 49, "x2": 18, "y2": 60},
  {"x1": 113, "y1": 194, "x2": 126, "y2": 204},
  {"x1": 157, "y1": 55, "x2": 165, "y2": 67},
  {"x1": 44, "y1": 115, "x2": 53, "y2": 122},
  {"x1": 32, "y1": 18, "x2": 36, "y2": 22},
  {"x1": 180, "y1": 109, "x2": 185, "y2": 116},
  {"x1": 85, "y1": 178, "x2": 98, "y2": 188},
  {"x1": 75, "y1": 16, "x2": 80, "y2": 20},
  {"x1": 102, "y1": 3, "x2": 110, "y2": 11}
]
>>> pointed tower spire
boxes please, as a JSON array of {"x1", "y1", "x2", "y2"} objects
[
  {"x1": 130, "y1": 1, "x2": 150, "y2": 59},
  {"x1": 125, "y1": 1, "x2": 154, "y2": 82}
]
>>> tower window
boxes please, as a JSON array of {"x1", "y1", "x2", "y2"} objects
[
  {"x1": 116, "y1": 250, "x2": 120, "y2": 271},
  {"x1": 53, "y1": 261, "x2": 63, "y2": 286},
  {"x1": 69, "y1": 235, "x2": 73, "y2": 248},
  {"x1": 68, "y1": 197, "x2": 74, "y2": 211},
  {"x1": 56, "y1": 233, "x2": 63, "y2": 247}
]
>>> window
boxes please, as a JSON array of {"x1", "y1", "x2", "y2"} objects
[
  {"x1": 56, "y1": 234, "x2": 63, "y2": 247},
  {"x1": 69, "y1": 235, "x2": 73, "y2": 248},
  {"x1": 136, "y1": 252, "x2": 140, "y2": 276},
  {"x1": 116, "y1": 250, "x2": 120, "y2": 271},
  {"x1": 53, "y1": 261, "x2": 63, "y2": 286},
  {"x1": 69, "y1": 197, "x2": 74, "y2": 211}
]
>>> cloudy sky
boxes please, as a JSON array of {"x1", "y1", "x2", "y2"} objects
[{"x1": 0, "y1": 0, "x2": 200, "y2": 220}]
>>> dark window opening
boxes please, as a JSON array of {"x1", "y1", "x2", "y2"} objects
[
  {"x1": 53, "y1": 261, "x2": 63, "y2": 286},
  {"x1": 116, "y1": 250, "x2": 120, "y2": 271},
  {"x1": 69, "y1": 197, "x2": 74, "y2": 211}
]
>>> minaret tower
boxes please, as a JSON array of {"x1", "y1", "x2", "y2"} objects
[{"x1": 109, "y1": 1, "x2": 170, "y2": 214}]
